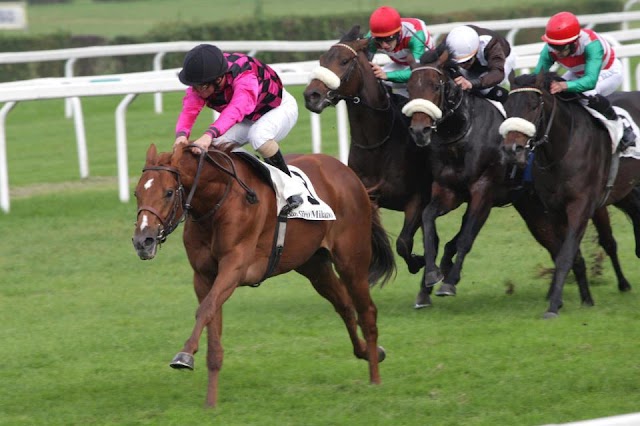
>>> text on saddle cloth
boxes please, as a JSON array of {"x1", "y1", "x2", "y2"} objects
[
  {"x1": 584, "y1": 105, "x2": 640, "y2": 158},
  {"x1": 266, "y1": 164, "x2": 337, "y2": 221}
]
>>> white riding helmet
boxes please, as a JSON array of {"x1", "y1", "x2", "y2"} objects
[{"x1": 447, "y1": 26, "x2": 480, "y2": 63}]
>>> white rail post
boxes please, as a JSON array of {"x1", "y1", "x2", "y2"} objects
[
  {"x1": 116, "y1": 94, "x2": 137, "y2": 203},
  {"x1": 310, "y1": 112, "x2": 322, "y2": 154},
  {"x1": 336, "y1": 100, "x2": 349, "y2": 164},
  {"x1": 64, "y1": 58, "x2": 77, "y2": 118},
  {"x1": 153, "y1": 52, "x2": 166, "y2": 114},
  {"x1": 0, "y1": 101, "x2": 17, "y2": 213},
  {"x1": 69, "y1": 97, "x2": 89, "y2": 178}
]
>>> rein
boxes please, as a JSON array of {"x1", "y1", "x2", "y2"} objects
[
  {"x1": 137, "y1": 165, "x2": 185, "y2": 244},
  {"x1": 137, "y1": 145, "x2": 259, "y2": 243},
  {"x1": 410, "y1": 64, "x2": 469, "y2": 144}
]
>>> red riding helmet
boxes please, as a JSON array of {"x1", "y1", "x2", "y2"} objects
[
  {"x1": 541, "y1": 11, "x2": 581, "y2": 44},
  {"x1": 369, "y1": 6, "x2": 402, "y2": 37}
]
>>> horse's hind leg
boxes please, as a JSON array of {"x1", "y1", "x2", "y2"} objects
[
  {"x1": 613, "y1": 185, "x2": 640, "y2": 258},
  {"x1": 296, "y1": 250, "x2": 382, "y2": 384},
  {"x1": 591, "y1": 207, "x2": 631, "y2": 292}
]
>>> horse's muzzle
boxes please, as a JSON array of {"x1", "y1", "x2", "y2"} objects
[
  {"x1": 303, "y1": 88, "x2": 331, "y2": 113},
  {"x1": 132, "y1": 230, "x2": 160, "y2": 260},
  {"x1": 408, "y1": 124, "x2": 433, "y2": 147}
]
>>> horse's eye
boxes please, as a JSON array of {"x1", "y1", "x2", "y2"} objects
[
  {"x1": 133, "y1": 190, "x2": 138, "y2": 199},
  {"x1": 165, "y1": 189, "x2": 174, "y2": 198},
  {"x1": 341, "y1": 59, "x2": 350, "y2": 66}
]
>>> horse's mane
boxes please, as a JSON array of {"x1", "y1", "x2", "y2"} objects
[
  {"x1": 419, "y1": 41, "x2": 461, "y2": 80},
  {"x1": 513, "y1": 72, "x2": 565, "y2": 91}
]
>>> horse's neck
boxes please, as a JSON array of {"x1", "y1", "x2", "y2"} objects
[
  {"x1": 537, "y1": 100, "x2": 586, "y2": 169},
  {"x1": 436, "y1": 92, "x2": 472, "y2": 142}
]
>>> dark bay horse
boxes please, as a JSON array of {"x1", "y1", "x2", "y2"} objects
[
  {"x1": 500, "y1": 72, "x2": 640, "y2": 318},
  {"x1": 404, "y1": 47, "x2": 637, "y2": 312},
  {"x1": 132, "y1": 143, "x2": 395, "y2": 406},
  {"x1": 402, "y1": 45, "x2": 513, "y2": 297},
  {"x1": 303, "y1": 25, "x2": 435, "y2": 308}
]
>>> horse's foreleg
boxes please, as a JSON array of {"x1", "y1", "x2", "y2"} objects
[
  {"x1": 172, "y1": 266, "x2": 240, "y2": 407},
  {"x1": 205, "y1": 312, "x2": 223, "y2": 407},
  {"x1": 396, "y1": 195, "x2": 427, "y2": 274},
  {"x1": 546, "y1": 206, "x2": 592, "y2": 318},
  {"x1": 437, "y1": 187, "x2": 493, "y2": 296},
  {"x1": 422, "y1": 185, "x2": 456, "y2": 288},
  {"x1": 591, "y1": 207, "x2": 631, "y2": 292}
]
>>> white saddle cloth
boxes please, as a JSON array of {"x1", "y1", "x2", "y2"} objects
[
  {"x1": 584, "y1": 105, "x2": 640, "y2": 158},
  {"x1": 265, "y1": 164, "x2": 336, "y2": 221}
]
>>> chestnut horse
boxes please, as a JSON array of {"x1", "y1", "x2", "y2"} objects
[
  {"x1": 500, "y1": 72, "x2": 640, "y2": 318},
  {"x1": 132, "y1": 144, "x2": 395, "y2": 406},
  {"x1": 303, "y1": 25, "x2": 436, "y2": 308}
]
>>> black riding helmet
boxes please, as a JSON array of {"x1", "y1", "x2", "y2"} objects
[{"x1": 178, "y1": 44, "x2": 229, "y2": 86}]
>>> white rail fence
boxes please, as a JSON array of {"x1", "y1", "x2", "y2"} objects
[{"x1": 2, "y1": 11, "x2": 640, "y2": 213}]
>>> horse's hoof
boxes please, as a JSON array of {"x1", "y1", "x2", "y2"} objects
[
  {"x1": 408, "y1": 255, "x2": 425, "y2": 274},
  {"x1": 436, "y1": 283, "x2": 456, "y2": 297},
  {"x1": 377, "y1": 346, "x2": 386, "y2": 363},
  {"x1": 169, "y1": 352, "x2": 194, "y2": 370},
  {"x1": 424, "y1": 270, "x2": 444, "y2": 287},
  {"x1": 542, "y1": 311, "x2": 559, "y2": 319},
  {"x1": 414, "y1": 287, "x2": 432, "y2": 309}
]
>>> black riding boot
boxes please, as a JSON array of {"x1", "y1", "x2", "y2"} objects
[
  {"x1": 588, "y1": 95, "x2": 636, "y2": 152},
  {"x1": 619, "y1": 122, "x2": 637, "y2": 152},
  {"x1": 265, "y1": 150, "x2": 303, "y2": 212},
  {"x1": 587, "y1": 94, "x2": 617, "y2": 120},
  {"x1": 265, "y1": 149, "x2": 291, "y2": 176}
]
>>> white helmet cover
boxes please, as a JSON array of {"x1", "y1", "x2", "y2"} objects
[{"x1": 447, "y1": 25, "x2": 480, "y2": 63}]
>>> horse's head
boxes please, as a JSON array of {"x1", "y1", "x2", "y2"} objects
[
  {"x1": 303, "y1": 25, "x2": 375, "y2": 113},
  {"x1": 499, "y1": 72, "x2": 551, "y2": 168},
  {"x1": 402, "y1": 43, "x2": 458, "y2": 147},
  {"x1": 132, "y1": 144, "x2": 186, "y2": 260}
]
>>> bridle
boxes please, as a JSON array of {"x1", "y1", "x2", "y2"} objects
[
  {"x1": 507, "y1": 87, "x2": 558, "y2": 152},
  {"x1": 136, "y1": 145, "x2": 258, "y2": 243},
  {"x1": 408, "y1": 65, "x2": 468, "y2": 143},
  {"x1": 136, "y1": 164, "x2": 185, "y2": 244},
  {"x1": 324, "y1": 43, "x2": 392, "y2": 112},
  {"x1": 319, "y1": 42, "x2": 399, "y2": 151}
]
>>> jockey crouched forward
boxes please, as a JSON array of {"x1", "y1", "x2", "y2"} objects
[
  {"x1": 534, "y1": 11, "x2": 636, "y2": 152},
  {"x1": 366, "y1": 6, "x2": 435, "y2": 100},
  {"x1": 446, "y1": 24, "x2": 517, "y2": 103},
  {"x1": 173, "y1": 44, "x2": 302, "y2": 211}
]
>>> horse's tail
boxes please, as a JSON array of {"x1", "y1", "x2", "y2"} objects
[{"x1": 368, "y1": 205, "x2": 396, "y2": 287}]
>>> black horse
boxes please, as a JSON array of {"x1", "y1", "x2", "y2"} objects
[
  {"x1": 403, "y1": 44, "x2": 514, "y2": 297},
  {"x1": 500, "y1": 72, "x2": 640, "y2": 317},
  {"x1": 303, "y1": 25, "x2": 437, "y2": 308},
  {"x1": 404, "y1": 46, "x2": 638, "y2": 313}
]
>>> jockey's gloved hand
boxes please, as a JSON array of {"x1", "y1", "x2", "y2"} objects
[{"x1": 447, "y1": 66, "x2": 462, "y2": 79}]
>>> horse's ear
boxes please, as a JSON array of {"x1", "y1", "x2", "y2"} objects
[
  {"x1": 171, "y1": 143, "x2": 185, "y2": 167},
  {"x1": 146, "y1": 144, "x2": 158, "y2": 165},
  {"x1": 437, "y1": 47, "x2": 449, "y2": 66}
]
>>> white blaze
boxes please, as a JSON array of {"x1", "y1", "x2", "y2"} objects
[
  {"x1": 140, "y1": 214, "x2": 149, "y2": 231},
  {"x1": 144, "y1": 178, "x2": 154, "y2": 190}
]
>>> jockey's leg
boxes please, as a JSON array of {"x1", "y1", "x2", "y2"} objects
[
  {"x1": 258, "y1": 139, "x2": 303, "y2": 212},
  {"x1": 588, "y1": 94, "x2": 636, "y2": 151}
]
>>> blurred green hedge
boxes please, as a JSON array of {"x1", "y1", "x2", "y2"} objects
[{"x1": 0, "y1": 0, "x2": 624, "y2": 81}]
